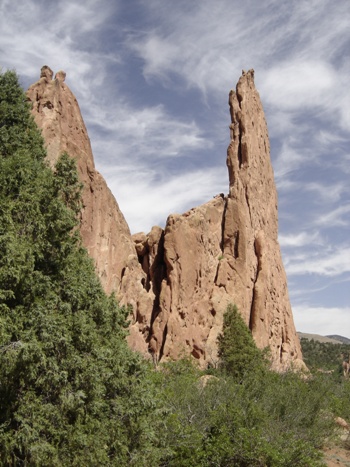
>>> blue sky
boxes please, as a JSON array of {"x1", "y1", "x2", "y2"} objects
[{"x1": 0, "y1": 0, "x2": 349, "y2": 337}]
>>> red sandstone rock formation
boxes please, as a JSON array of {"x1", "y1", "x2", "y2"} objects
[
  {"x1": 129, "y1": 70, "x2": 304, "y2": 370},
  {"x1": 27, "y1": 66, "x2": 139, "y2": 296},
  {"x1": 27, "y1": 67, "x2": 304, "y2": 370}
]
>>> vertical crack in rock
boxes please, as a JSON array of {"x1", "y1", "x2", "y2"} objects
[
  {"x1": 236, "y1": 74, "x2": 246, "y2": 169},
  {"x1": 220, "y1": 196, "x2": 228, "y2": 254},
  {"x1": 159, "y1": 324, "x2": 168, "y2": 362},
  {"x1": 233, "y1": 230, "x2": 240, "y2": 259},
  {"x1": 249, "y1": 234, "x2": 261, "y2": 333},
  {"x1": 238, "y1": 125, "x2": 243, "y2": 168},
  {"x1": 244, "y1": 186, "x2": 252, "y2": 225},
  {"x1": 214, "y1": 196, "x2": 228, "y2": 285},
  {"x1": 148, "y1": 230, "x2": 166, "y2": 330},
  {"x1": 228, "y1": 88, "x2": 242, "y2": 175},
  {"x1": 280, "y1": 328, "x2": 286, "y2": 364},
  {"x1": 27, "y1": 66, "x2": 305, "y2": 371},
  {"x1": 249, "y1": 285, "x2": 257, "y2": 333}
]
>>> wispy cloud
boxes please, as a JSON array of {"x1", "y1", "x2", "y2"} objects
[
  {"x1": 285, "y1": 247, "x2": 350, "y2": 277},
  {"x1": 315, "y1": 204, "x2": 350, "y2": 227},
  {"x1": 87, "y1": 102, "x2": 208, "y2": 161},
  {"x1": 0, "y1": 0, "x2": 115, "y2": 91},
  {"x1": 260, "y1": 60, "x2": 335, "y2": 111},
  {"x1": 97, "y1": 163, "x2": 227, "y2": 233},
  {"x1": 304, "y1": 182, "x2": 346, "y2": 204},
  {"x1": 279, "y1": 231, "x2": 323, "y2": 248},
  {"x1": 130, "y1": 1, "x2": 350, "y2": 104},
  {"x1": 273, "y1": 143, "x2": 306, "y2": 181}
]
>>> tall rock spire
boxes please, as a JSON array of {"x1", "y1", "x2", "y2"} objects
[
  {"x1": 26, "y1": 66, "x2": 139, "y2": 296},
  {"x1": 27, "y1": 67, "x2": 304, "y2": 371},
  {"x1": 221, "y1": 69, "x2": 302, "y2": 368},
  {"x1": 146, "y1": 69, "x2": 303, "y2": 370}
]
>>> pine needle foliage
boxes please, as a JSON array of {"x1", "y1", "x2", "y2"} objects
[
  {"x1": 0, "y1": 70, "x2": 345, "y2": 467},
  {"x1": 217, "y1": 304, "x2": 265, "y2": 379},
  {"x1": 0, "y1": 70, "x2": 159, "y2": 466}
]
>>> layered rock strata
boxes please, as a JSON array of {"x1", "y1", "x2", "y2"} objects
[{"x1": 27, "y1": 67, "x2": 303, "y2": 370}]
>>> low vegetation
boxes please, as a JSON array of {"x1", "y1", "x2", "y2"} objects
[
  {"x1": 1, "y1": 70, "x2": 349, "y2": 465},
  {"x1": 300, "y1": 337, "x2": 350, "y2": 373}
]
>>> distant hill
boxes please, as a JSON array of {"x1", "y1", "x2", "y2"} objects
[
  {"x1": 326, "y1": 335, "x2": 350, "y2": 345},
  {"x1": 298, "y1": 333, "x2": 350, "y2": 372},
  {"x1": 297, "y1": 332, "x2": 345, "y2": 344}
]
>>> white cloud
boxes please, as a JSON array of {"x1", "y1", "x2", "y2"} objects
[
  {"x1": 273, "y1": 143, "x2": 305, "y2": 180},
  {"x1": 279, "y1": 231, "x2": 323, "y2": 248},
  {"x1": 304, "y1": 182, "x2": 346, "y2": 204},
  {"x1": 87, "y1": 102, "x2": 208, "y2": 160},
  {"x1": 133, "y1": 36, "x2": 179, "y2": 85},
  {"x1": 260, "y1": 58, "x2": 350, "y2": 132},
  {"x1": 97, "y1": 162, "x2": 227, "y2": 233},
  {"x1": 275, "y1": 178, "x2": 299, "y2": 193},
  {"x1": 315, "y1": 204, "x2": 350, "y2": 227},
  {"x1": 260, "y1": 60, "x2": 335, "y2": 111},
  {"x1": 318, "y1": 130, "x2": 348, "y2": 146},
  {"x1": 130, "y1": 1, "x2": 349, "y2": 93},
  {"x1": 0, "y1": 0, "x2": 116, "y2": 101},
  {"x1": 293, "y1": 304, "x2": 350, "y2": 336},
  {"x1": 285, "y1": 247, "x2": 350, "y2": 277}
]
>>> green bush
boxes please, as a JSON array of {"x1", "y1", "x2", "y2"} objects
[
  {"x1": 153, "y1": 359, "x2": 332, "y2": 466},
  {"x1": 0, "y1": 70, "x2": 162, "y2": 466},
  {"x1": 0, "y1": 70, "x2": 343, "y2": 466},
  {"x1": 151, "y1": 304, "x2": 335, "y2": 466},
  {"x1": 217, "y1": 304, "x2": 266, "y2": 380}
]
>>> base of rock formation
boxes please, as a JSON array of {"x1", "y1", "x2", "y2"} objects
[{"x1": 27, "y1": 66, "x2": 304, "y2": 371}]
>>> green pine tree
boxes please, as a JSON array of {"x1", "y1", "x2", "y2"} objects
[
  {"x1": 0, "y1": 70, "x2": 160, "y2": 466},
  {"x1": 217, "y1": 304, "x2": 265, "y2": 380}
]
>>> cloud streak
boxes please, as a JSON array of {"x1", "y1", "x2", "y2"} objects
[
  {"x1": 97, "y1": 161, "x2": 227, "y2": 233},
  {"x1": 1, "y1": 0, "x2": 349, "y2": 336},
  {"x1": 279, "y1": 231, "x2": 323, "y2": 248},
  {"x1": 315, "y1": 205, "x2": 350, "y2": 227},
  {"x1": 285, "y1": 247, "x2": 350, "y2": 277}
]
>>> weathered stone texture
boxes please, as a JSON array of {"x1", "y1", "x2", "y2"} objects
[
  {"x1": 144, "y1": 70, "x2": 303, "y2": 370},
  {"x1": 27, "y1": 67, "x2": 303, "y2": 371},
  {"x1": 27, "y1": 66, "x2": 137, "y2": 295}
]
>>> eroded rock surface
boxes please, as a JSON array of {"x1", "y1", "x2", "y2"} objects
[
  {"x1": 27, "y1": 67, "x2": 303, "y2": 370},
  {"x1": 27, "y1": 66, "x2": 140, "y2": 296},
  {"x1": 140, "y1": 70, "x2": 303, "y2": 370}
]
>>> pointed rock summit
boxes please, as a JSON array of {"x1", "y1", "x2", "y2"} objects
[
  {"x1": 27, "y1": 66, "x2": 140, "y2": 297},
  {"x1": 27, "y1": 67, "x2": 303, "y2": 371}
]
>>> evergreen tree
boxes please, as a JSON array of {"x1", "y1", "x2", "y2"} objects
[
  {"x1": 0, "y1": 70, "x2": 160, "y2": 466},
  {"x1": 217, "y1": 304, "x2": 265, "y2": 379}
]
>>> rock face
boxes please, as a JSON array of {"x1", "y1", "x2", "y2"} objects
[
  {"x1": 27, "y1": 66, "x2": 139, "y2": 296},
  {"x1": 27, "y1": 67, "x2": 303, "y2": 370}
]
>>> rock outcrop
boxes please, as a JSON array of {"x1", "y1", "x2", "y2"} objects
[
  {"x1": 27, "y1": 66, "x2": 140, "y2": 296},
  {"x1": 27, "y1": 67, "x2": 303, "y2": 370},
  {"x1": 143, "y1": 70, "x2": 303, "y2": 370}
]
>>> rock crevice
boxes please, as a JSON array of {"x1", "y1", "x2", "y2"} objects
[{"x1": 27, "y1": 66, "x2": 304, "y2": 371}]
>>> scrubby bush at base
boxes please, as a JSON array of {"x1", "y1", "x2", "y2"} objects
[
  {"x1": 151, "y1": 349, "x2": 333, "y2": 465},
  {"x1": 1, "y1": 70, "x2": 347, "y2": 466}
]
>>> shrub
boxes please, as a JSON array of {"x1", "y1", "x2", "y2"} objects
[{"x1": 217, "y1": 304, "x2": 266, "y2": 380}]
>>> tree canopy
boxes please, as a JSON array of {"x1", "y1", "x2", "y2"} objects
[
  {"x1": 1, "y1": 70, "x2": 348, "y2": 466},
  {"x1": 0, "y1": 70, "x2": 159, "y2": 466},
  {"x1": 217, "y1": 303, "x2": 265, "y2": 379}
]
